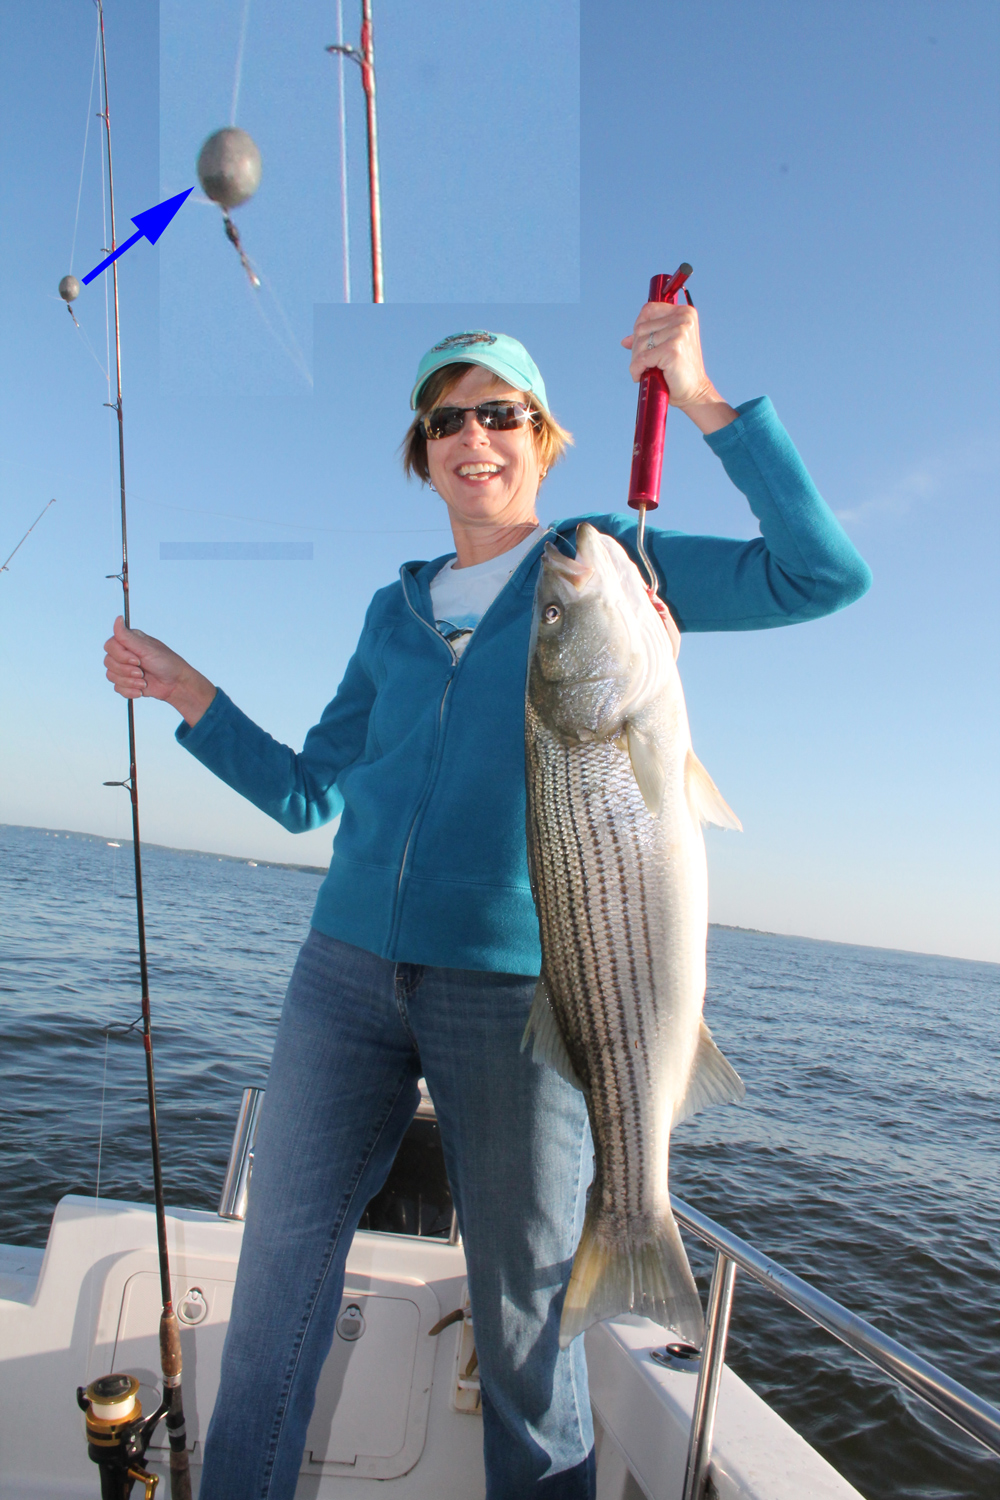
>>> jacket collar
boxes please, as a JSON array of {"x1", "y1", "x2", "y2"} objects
[{"x1": 399, "y1": 525, "x2": 556, "y2": 622}]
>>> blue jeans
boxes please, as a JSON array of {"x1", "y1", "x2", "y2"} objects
[{"x1": 200, "y1": 929, "x2": 595, "y2": 1499}]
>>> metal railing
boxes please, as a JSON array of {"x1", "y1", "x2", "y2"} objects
[
  {"x1": 218, "y1": 1083, "x2": 461, "y2": 1241},
  {"x1": 218, "y1": 1087, "x2": 265, "y2": 1219},
  {"x1": 671, "y1": 1193, "x2": 1000, "y2": 1499},
  {"x1": 217, "y1": 1092, "x2": 999, "y2": 1493}
]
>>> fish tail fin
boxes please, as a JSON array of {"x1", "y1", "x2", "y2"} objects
[{"x1": 559, "y1": 1205, "x2": 704, "y2": 1349}]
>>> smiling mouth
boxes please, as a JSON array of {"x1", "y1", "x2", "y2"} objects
[{"x1": 456, "y1": 462, "x2": 504, "y2": 480}]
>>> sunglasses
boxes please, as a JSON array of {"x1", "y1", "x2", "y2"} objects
[{"x1": 421, "y1": 400, "x2": 539, "y2": 440}]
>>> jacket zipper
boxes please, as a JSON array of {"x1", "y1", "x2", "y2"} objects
[
  {"x1": 390, "y1": 532, "x2": 555, "y2": 933},
  {"x1": 395, "y1": 675, "x2": 453, "y2": 898},
  {"x1": 392, "y1": 578, "x2": 457, "y2": 915}
]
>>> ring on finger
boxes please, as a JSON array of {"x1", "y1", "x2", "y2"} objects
[{"x1": 645, "y1": 332, "x2": 656, "y2": 350}]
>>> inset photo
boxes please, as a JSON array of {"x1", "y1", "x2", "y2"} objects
[{"x1": 159, "y1": 0, "x2": 580, "y2": 393}]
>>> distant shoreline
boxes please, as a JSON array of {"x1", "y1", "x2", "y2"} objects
[
  {"x1": 3, "y1": 824, "x2": 995, "y2": 967},
  {"x1": 2, "y1": 823, "x2": 329, "y2": 877}
]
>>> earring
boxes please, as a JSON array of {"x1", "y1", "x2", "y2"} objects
[{"x1": 429, "y1": 483, "x2": 437, "y2": 493}]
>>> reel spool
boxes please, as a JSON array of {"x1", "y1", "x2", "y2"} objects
[{"x1": 77, "y1": 1372, "x2": 167, "y2": 1499}]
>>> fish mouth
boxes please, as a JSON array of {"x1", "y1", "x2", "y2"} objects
[{"x1": 541, "y1": 541, "x2": 594, "y2": 592}]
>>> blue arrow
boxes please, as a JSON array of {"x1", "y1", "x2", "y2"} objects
[{"x1": 82, "y1": 188, "x2": 194, "y2": 286}]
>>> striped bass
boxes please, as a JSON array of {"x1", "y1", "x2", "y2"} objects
[{"x1": 523, "y1": 523, "x2": 745, "y2": 1348}]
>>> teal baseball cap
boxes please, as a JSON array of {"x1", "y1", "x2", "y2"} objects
[{"x1": 410, "y1": 330, "x2": 549, "y2": 412}]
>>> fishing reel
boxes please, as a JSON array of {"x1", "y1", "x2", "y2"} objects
[{"x1": 77, "y1": 1373, "x2": 166, "y2": 1499}]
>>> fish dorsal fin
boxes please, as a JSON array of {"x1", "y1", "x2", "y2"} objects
[
  {"x1": 684, "y1": 749, "x2": 742, "y2": 830},
  {"x1": 627, "y1": 722, "x2": 666, "y2": 817},
  {"x1": 673, "y1": 1020, "x2": 746, "y2": 1126},
  {"x1": 520, "y1": 976, "x2": 584, "y2": 1092}
]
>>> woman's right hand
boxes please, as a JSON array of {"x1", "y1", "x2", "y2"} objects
[{"x1": 103, "y1": 616, "x2": 217, "y2": 727}]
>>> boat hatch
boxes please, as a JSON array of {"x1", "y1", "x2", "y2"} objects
[
  {"x1": 302, "y1": 1278, "x2": 440, "y2": 1477},
  {"x1": 82, "y1": 1226, "x2": 466, "y2": 1483}
]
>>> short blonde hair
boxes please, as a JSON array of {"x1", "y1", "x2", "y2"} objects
[{"x1": 401, "y1": 362, "x2": 573, "y2": 484}]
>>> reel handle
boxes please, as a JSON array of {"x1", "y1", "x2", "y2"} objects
[{"x1": 627, "y1": 263, "x2": 693, "y2": 512}]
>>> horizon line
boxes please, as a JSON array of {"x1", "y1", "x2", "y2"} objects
[{"x1": 3, "y1": 822, "x2": 995, "y2": 971}]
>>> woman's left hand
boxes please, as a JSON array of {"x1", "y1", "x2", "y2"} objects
[{"x1": 621, "y1": 301, "x2": 738, "y2": 434}]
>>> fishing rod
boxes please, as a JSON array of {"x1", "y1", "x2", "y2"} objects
[
  {"x1": 0, "y1": 498, "x2": 56, "y2": 574},
  {"x1": 628, "y1": 263, "x2": 694, "y2": 610},
  {"x1": 326, "y1": 0, "x2": 384, "y2": 302},
  {"x1": 74, "y1": 6, "x2": 192, "y2": 1498}
]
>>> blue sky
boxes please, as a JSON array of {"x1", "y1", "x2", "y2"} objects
[{"x1": 1, "y1": 0, "x2": 997, "y2": 962}]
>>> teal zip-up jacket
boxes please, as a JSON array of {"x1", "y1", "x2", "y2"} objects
[{"x1": 177, "y1": 398, "x2": 870, "y2": 974}]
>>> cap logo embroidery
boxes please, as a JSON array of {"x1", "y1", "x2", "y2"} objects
[{"x1": 430, "y1": 332, "x2": 497, "y2": 352}]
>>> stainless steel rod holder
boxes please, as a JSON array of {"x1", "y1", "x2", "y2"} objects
[
  {"x1": 218, "y1": 1087, "x2": 265, "y2": 1220},
  {"x1": 682, "y1": 1250, "x2": 737, "y2": 1500}
]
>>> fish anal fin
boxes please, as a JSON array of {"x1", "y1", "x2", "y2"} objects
[
  {"x1": 685, "y1": 748, "x2": 741, "y2": 830},
  {"x1": 520, "y1": 976, "x2": 584, "y2": 1092},
  {"x1": 627, "y1": 722, "x2": 666, "y2": 816},
  {"x1": 674, "y1": 1019, "x2": 746, "y2": 1126},
  {"x1": 559, "y1": 1207, "x2": 704, "y2": 1349}
]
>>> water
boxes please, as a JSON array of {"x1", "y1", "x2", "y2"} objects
[{"x1": 1, "y1": 822, "x2": 997, "y2": 1499}]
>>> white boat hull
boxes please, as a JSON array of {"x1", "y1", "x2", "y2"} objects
[{"x1": 0, "y1": 1197, "x2": 862, "y2": 1499}]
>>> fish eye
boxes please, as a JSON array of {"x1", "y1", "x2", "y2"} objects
[{"x1": 543, "y1": 603, "x2": 561, "y2": 624}]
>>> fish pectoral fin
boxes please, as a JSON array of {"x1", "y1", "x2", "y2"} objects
[
  {"x1": 674, "y1": 1019, "x2": 746, "y2": 1126},
  {"x1": 626, "y1": 722, "x2": 666, "y2": 816},
  {"x1": 520, "y1": 976, "x2": 584, "y2": 1091},
  {"x1": 684, "y1": 749, "x2": 742, "y2": 831}
]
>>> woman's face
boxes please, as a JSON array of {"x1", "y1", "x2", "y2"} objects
[{"x1": 424, "y1": 365, "x2": 542, "y2": 529}]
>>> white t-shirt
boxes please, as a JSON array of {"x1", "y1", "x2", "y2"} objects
[{"x1": 429, "y1": 527, "x2": 542, "y2": 657}]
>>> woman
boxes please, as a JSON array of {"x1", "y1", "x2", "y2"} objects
[{"x1": 104, "y1": 300, "x2": 871, "y2": 1499}]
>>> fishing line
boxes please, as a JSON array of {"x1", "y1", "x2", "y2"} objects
[
  {"x1": 85, "y1": 806, "x2": 131, "y2": 1408},
  {"x1": 96, "y1": 114, "x2": 120, "y2": 563},
  {"x1": 97, "y1": 65, "x2": 112, "y2": 407},
  {"x1": 69, "y1": 9, "x2": 101, "y2": 275},
  {"x1": 137, "y1": 492, "x2": 450, "y2": 534},
  {"x1": 94, "y1": 804, "x2": 125, "y2": 1205},
  {"x1": 191, "y1": 190, "x2": 310, "y2": 381},
  {"x1": 0, "y1": 459, "x2": 448, "y2": 537},
  {"x1": 61, "y1": 13, "x2": 108, "y2": 361},
  {"x1": 243, "y1": 257, "x2": 314, "y2": 387},
  {"x1": 93, "y1": 1021, "x2": 111, "y2": 1203},
  {"x1": 73, "y1": 317, "x2": 110, "y2": 382},
  {"x1": 335, "y1": 0, "x2": 351, "y2": 302},
  {"x1": 229, "y1": 0, "x2": 253, "y2": 127}
]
